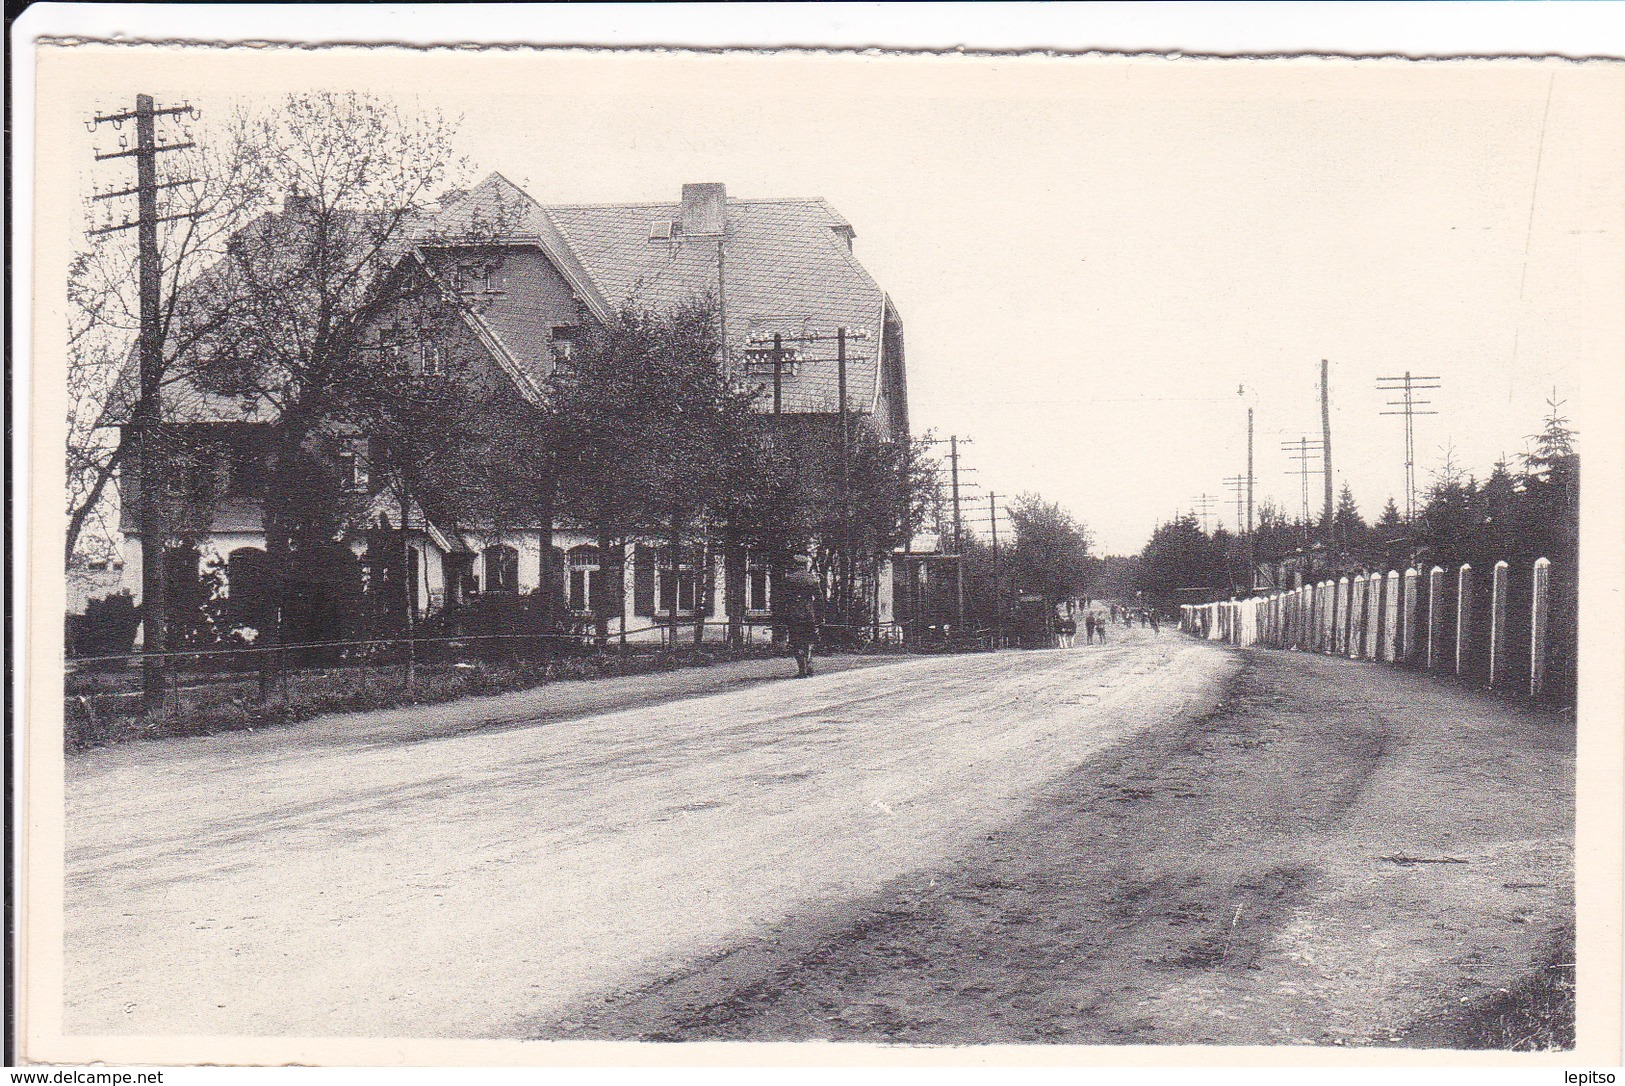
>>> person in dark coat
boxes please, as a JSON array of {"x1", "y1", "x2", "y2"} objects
[{"x1": 783, "y1": 566, "x2": 824, "y2": 677}]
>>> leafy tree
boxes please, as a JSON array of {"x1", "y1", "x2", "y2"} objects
[
  {"x1": 548, "y1": 296, "x2": 760, "y2": 643},
  {"x1": 1137, "y1": 513, "x2": 1226, "y2": 614},
  {"x1": 1008, "y1": 494, "x2": 1094, "y2": 610}
]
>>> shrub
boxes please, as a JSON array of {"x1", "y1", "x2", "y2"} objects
[{"x1": 67, "y1": 591, "x2": 142, "y2": 659}]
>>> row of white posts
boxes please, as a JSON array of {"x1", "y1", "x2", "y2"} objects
[{"x1": 1178, "y1": 558, "x2": 1556, "y2": 697}]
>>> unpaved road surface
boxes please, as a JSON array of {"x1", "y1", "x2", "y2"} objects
[
  {"x1": 66, "y1": 629, "x2": 1233, "y2": 1038},
  {"x1": 553, "y1": 648, "x2": 1573, "y2": 1047}
]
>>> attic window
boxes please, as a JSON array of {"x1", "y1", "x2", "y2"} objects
[
  {"x1": 551, "y1": 326, "x2": 579, "y2": 361},
  {"x1": 457, "y1": 262, "x2": 496, "y2": 293},
  {"x1": 648, "y1": 220, "x2": 675, "y2": 241}
]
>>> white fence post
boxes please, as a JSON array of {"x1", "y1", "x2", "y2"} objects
[
  {"x1": 1402, "y1": 568, "x2": 1420, "y2": 663},
  {"x1": 1427, "y1": 565, "x2": 1445, "y2": 670},
  {"x1": 1352, "y1": 572, "x2": 1365, "y2": 656},
  {"x1": 1335, "y1": 576, "x2": 1350, "y2": 655},
  {"x1": 1455, "y1": 563, "x2": 1474, "y2": 677},
  {"x1": 1381, "y1": 570, "x2": 1400, "y2": 662},
  {"x1": 1364, "y1": 573, "x2": 1382, "y2": 660},
  {"x1": 1531, "y1": 557, "x2": 1551, "y2": 697},
  {"x1": 1489, "y1": 559, "x2": 1509, "y2": 686},
  {"x1": 1322, "y1": 580, "x2": 1336, "y2": 654}
]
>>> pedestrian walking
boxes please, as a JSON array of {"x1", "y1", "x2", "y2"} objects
[
  {"x1": 783, "y1": 562, "x2": 823, "y2": 678},
  {"x1": 1149, "y1": 610, "x2": 1161, "y2": 634},
  {"x1": 1058, "y1": 614, "x2": 1076, "y2": 648}
]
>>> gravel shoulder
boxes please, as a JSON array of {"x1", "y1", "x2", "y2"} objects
[{"x1": 546, "y1": 648, "x2": 1575, "y2": 1047}]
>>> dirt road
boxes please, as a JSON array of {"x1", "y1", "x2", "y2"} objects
[
  {"x1": 65, "y1": 628, "x2": 1233, "y2": 1038},
  {"x1": 552, "y1": 648, "x2": 1574, "y2": 1047}
]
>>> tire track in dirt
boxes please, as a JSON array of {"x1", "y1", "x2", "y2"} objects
[{"x1": 543, "y1": 649, "x2": 1573, "y2": 1047}]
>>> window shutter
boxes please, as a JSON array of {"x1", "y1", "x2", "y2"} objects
[{"x1": 633, "y1": 544, "x2": 655, "y2": 617}]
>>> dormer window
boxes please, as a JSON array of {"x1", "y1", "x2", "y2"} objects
[{"x1": 551, "y1": 326, "x2": 579, "y2": 362}]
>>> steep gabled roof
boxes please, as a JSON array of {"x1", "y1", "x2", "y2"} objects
[{"x1": 540, "y1": 195, "x2": 889, "y2": 415}]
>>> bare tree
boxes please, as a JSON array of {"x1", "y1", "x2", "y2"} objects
[
  {"x1": 149, "y1": 93, "x2": 475, "y2": 683},
  {"x1": 67, "y1": 120, "x2": 271, "y2": 563}
]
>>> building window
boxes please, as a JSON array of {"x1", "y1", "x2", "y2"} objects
[
  {"x1": 482, "y1": 544, "x2": 519, "y2": 595},
  {"x1": 746, "y1": 552, "x2": 771, "y2": 613},
  {"x1": 378, "y1": 327, "x2": 405, "y2": 369},
  {"x1": 656, "y1": 547, "x2": 698, "y2": 615},
  {"x1": 340, "y1": 437, "x2": 370, "y2": 492},
  {"x1": 415, "y1": 340, "x2": 445, "y2": 377},
  {"x1": 551, "y1": 326, "x2": 579, "y2": 362},
  {"x1": 568, "y1": 545, "x2": 600, "y2": 613},
  {"x1": 458, "y1": 263, "x2": 490, "y2": 293},
  {"x1": 742, "y1": 345, "x2": 799, "y2": 376}
]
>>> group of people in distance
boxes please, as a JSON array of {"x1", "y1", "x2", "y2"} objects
[{"x1": 1059, "y1": 601, "x2": 1160, "y2": 647}]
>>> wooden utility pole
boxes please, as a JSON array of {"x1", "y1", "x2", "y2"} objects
[
  {"x1": 948, "y1": 435, "x2": 966, "y2": 631},
  {"x1": 1320, "y1": 359, "x2": 1334, "y2": 548},
  {"x1": 987, "y1": 490, "x2": 1002, "y2": 644},
  {"x1": 1283, "y1": 436, "x2": 1326, "y2": 548},
  {"x1": 1378, "y1": 371, "x2": 1441, "y2": 525},
  {"x1": 746, "y1": 326, "x2": 871, "y2": 630},
  {"x1": 1246, "y1": 407, "x2": 1255, "y2": 592},
  {"x1": 838, "y1": 328, "x2": 850, "y2": 626},
  {"x1": 88, "y1": 93, "x2": 197, "y2": 715},
  {"x1": 772, "y1": 332, "x2": 783, "y2": 415}
]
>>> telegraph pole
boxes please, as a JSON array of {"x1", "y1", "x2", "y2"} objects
[
  {"x1": 1246, "y1": 407, "x2": 1255, "y2": 591},
  {"x1": 987, "y1": 491, "x2": 1002, "y2": 642},
  {"x1": 88, "y1": 93, "x2": 197, "y2": 715},
  {"x1": 745, "y1": 326, "x2": 871, "y2": 624},
  {"x1": 1223, "y1": 476, "x2": 1247, "y2": 533},
  {"x1": 1377, "y1": 371, "x2": 1441, "y2": 524},
  {"x1": 772, "y1": 332, "x2": 783, "y2": 415},
  {"x1": 1192, "y1": 493, "x2": 1217, "y2": 534},
  {"x1": 1282, "y1": 435, "x2": 1326, "y2": 547},
  {"x1": 948, "y1": 434, "x2": 967, "y2": 631},
  {"x1": 1320, "y1": 359, "x2": 1335, "y2": 547}
]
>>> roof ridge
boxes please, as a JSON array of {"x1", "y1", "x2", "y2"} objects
[{"x1": 541, "y1": 196, "x2": 840, "y2": 211}]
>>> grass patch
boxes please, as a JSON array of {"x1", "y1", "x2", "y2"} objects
[
  {"x1": 1396, "y1": 923, "x2": 1575, "y2": 1051},
  {"x1": 65, "y1": 645, "x2": 774, "y2": 753}
]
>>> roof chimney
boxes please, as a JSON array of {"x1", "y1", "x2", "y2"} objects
[
  {"x1": 680, "y1": 183, "x2": 726, "y2": 237},
  {"x1": 283, "y1": 190, "x2": 319, "y2": 219}
]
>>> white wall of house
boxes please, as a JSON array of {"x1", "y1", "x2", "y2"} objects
[
  {"x1": 877, "y1": 557, "x2": 894, "y2": 625},
  {"x1": 120, "y1": 537, "x2": 144, "y2": 604},
  {"x1": 414, "y1": 538, "x2": 442, "y2": 615}
]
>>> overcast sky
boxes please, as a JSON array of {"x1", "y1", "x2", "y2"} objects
[{"x1": 50, "y1": 47, "x2": 1625, "y2": 554}]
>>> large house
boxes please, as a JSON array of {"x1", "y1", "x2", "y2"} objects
[{"x1": 115, "y1": 174, "x2": 910, "y2": 641}]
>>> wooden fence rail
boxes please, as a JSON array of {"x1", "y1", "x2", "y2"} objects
[{"x1": 1178, "y1": 556, "x2": 1570, "y2": 701}]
